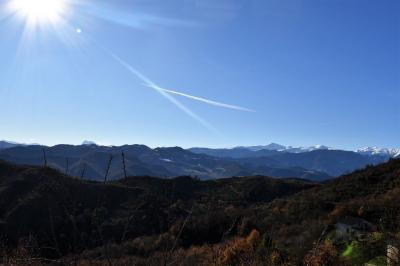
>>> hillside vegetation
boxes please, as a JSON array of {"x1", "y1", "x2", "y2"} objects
[{"x1": 0, "y1": 159, "x2": 399, "y2": 265}]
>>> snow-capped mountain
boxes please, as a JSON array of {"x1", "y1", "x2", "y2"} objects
[
  {"x1": 237, "y1": 143, "x2": 333, "y2": 153},
  {"x1": 242, "y1": 143, "x2": 400, "y2": 157},
  {"x1": 235, "y1": 143, "x2": 286, "y2": 152},
  {"x1": 82, "y1": 140, "x2": 98, "y2": 146},
  {"x1": 356, "y1": 147, "x2": 400, "y2": 158},
  {"x1": 284, "y1": 145, "x2": 332, "y2": 153}
]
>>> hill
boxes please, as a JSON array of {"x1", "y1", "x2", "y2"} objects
[
  {"x1": 0, "y1": 141, "x2": 22, "y2": 150},
  {"x1": 248, "y1": 158, "x2": 400, "y2": 258},
  {"x1": 0, "y1": 160, "x2": 316, "y2": 261},
  {"x1": 0, "y1": 159, "x2": 399, "y2": 265},
  {"x1": 190, "y1": 147, "x2": 386, "y2": 176}
]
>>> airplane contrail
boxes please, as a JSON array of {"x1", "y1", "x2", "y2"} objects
[
  {"x1": 96, "y1": 41, "x2": 253, "y2": 133},
  {"x1": 110, "y1": 52, "x2": 254, "y2": 112},
  {"x1": 93, "y1": 39, "x2": 254, "y2": 113},
  {"x1": 107, "y1": 51, "x2": 220, "y2": 133},
  {"x1": 145, "y1": 84, "x2": 255, "y2": 112}
]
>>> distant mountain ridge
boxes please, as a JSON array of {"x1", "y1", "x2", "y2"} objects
[
  {"x1": 233, "y1": 143, "x2": 332, "y2": 153},
  {"x1": 234, "y1": 143, "x2": 287, "y2": 151},
  {"x1": 0, "y1": 140, "x2": 24, "y2": 150},
  {"x1": 356, "y1": 146, "x2": 400, "y2": 157},
  {"x1": 0, "y1": 140, "x2": 40, "y2": 149},
  {"x1": 0, "y1": 140, "x2": 394, "y2": 181},
  {"x1": 82, "y1": 140, "x2": 97, "y2": 146},
  {"x1": 234, "y1": 143, "x2": 399, "y2": 156},
  {"x1": 2, "y1": 140, "x2": 397, "y2": 158},
  {"x1": 0, "y1": 144, "x2": 331, "y2": 181},
  {"x1": 190, "y1": 142, "x2": 399, "y2": 159}
]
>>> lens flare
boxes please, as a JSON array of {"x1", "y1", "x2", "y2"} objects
[{"x1": 10, "y1": 0, "x2": 67, "y2": 26}]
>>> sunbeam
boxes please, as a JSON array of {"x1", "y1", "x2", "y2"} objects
[{"x1": 77, "y1": 1, "x2": 198, "y2": 30}]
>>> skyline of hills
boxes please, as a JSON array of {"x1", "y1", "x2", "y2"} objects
[
  {"x1": 1, "y1": 139, "x2": 399, "y2": 157},
  {"x1": 0, "y1": 140, "x2": 394, "y2": 182}
]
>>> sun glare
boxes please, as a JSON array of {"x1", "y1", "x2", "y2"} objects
[{"x1": 10, "y1": 0, "x2": 67, "y2": 25}]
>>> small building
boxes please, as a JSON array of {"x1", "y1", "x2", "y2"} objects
[
  {"x1": 387, "y1": 237, "x2": 399, "y2": 266},
  {"x1": 334, "y1": 216, "x2": 377, "y2": 242}
]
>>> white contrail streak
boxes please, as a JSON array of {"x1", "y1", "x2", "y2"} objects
[
  {"x1": 110, "y1": 52, "x2": 254, "y2": 112},
  {"x1": 145, "y1": 85, "x2": 255, "y2": 112},
  {"x1": 100, "y1": 46, "x2": 253, "y2": 113},
  {"x1": 107, "y1": 51, "x2": 220, "y2": 133}
]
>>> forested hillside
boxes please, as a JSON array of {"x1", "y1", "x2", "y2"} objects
[{"x1": 0, "y1": 159, "x2": 399, "y2": 265}]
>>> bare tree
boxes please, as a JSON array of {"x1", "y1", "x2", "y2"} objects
[
  {"x1": 164, "y1": 204, "x2": 194, "y2": 266},
  {"x1": 80, "y1": 163, "x2": 86, "y2": 179},
  {"x1": 42, "y1": 148, "x2": 47, "y2": 168},
  {"x1": 65, "y1": 158, "x2": 69, "y2": 175},
  {"x1": 104, "y1": 154, "x2": 113, "y2": 184},
  {"x1": 122, "y1": 151, "x2": 127, "y2": 180}
]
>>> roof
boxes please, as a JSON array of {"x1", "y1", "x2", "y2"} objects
[{"x1": 337, "y1": 216, "x2": 375, "y2": 227}]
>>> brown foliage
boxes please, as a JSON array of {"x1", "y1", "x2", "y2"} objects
[
  {"x1": 304, "y1": 240, "x2": 340, "y2": 266},
  {"x1": 218, "y1": 229, "x2": 261, "y2": 265}
]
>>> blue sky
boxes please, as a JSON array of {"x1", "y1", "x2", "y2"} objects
[{"x1": 0, "y1": 0, "x2": 399, "y2": 149}]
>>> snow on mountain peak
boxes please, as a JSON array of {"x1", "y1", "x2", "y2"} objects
[
  {"x1": 82, "y1": 140, "x2": 97, "y2": 146},
  {"x1": 238, "y1": 143, "x2": 334, "y2": 153},
  {"x1": 235, "y1": 143, "x2": 287, "y2": 151},
  {"x1": 264, "y1": 143, "x2": 287, "y2": 150},
  {"x1": 311, "y1": 145, "x2": 329, "y2": 150},
  {"x1": 356, "y1": 147, "x2": 400, "y2": 157},
  {"x1": 282, "y1": 145, "x2": 333, "y2": 153}
]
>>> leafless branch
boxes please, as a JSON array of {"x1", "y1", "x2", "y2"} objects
[
  {"x1": 80, "y1": 163, "x2": 86, "y2": 179},
  {"x1": 42, "y1": 148, "x2": 47, "y2": 168},
  {"x1": 65, "y1": 158, "x2": 69, "y2": 175},
  {"x1": 104, "y1": 154, "x2": 113, "y2": 184},
  {"x1": 122, "y1": 151, "x2": 127, "y2": 181}
]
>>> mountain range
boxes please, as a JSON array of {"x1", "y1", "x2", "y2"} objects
[
  {"x1": 355, "y1": 146, "x2": 400, "y2": 157},
  {"x1": 191, "y1": 142, "x2": 400, "y2": 158},
  {"x1": 0, "y1": 140, "x2": 397, "y2": 181}
]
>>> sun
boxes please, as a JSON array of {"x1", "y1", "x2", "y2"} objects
[{"x1": 10, "y1": 0, "x2": 67, "y2": 26}]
